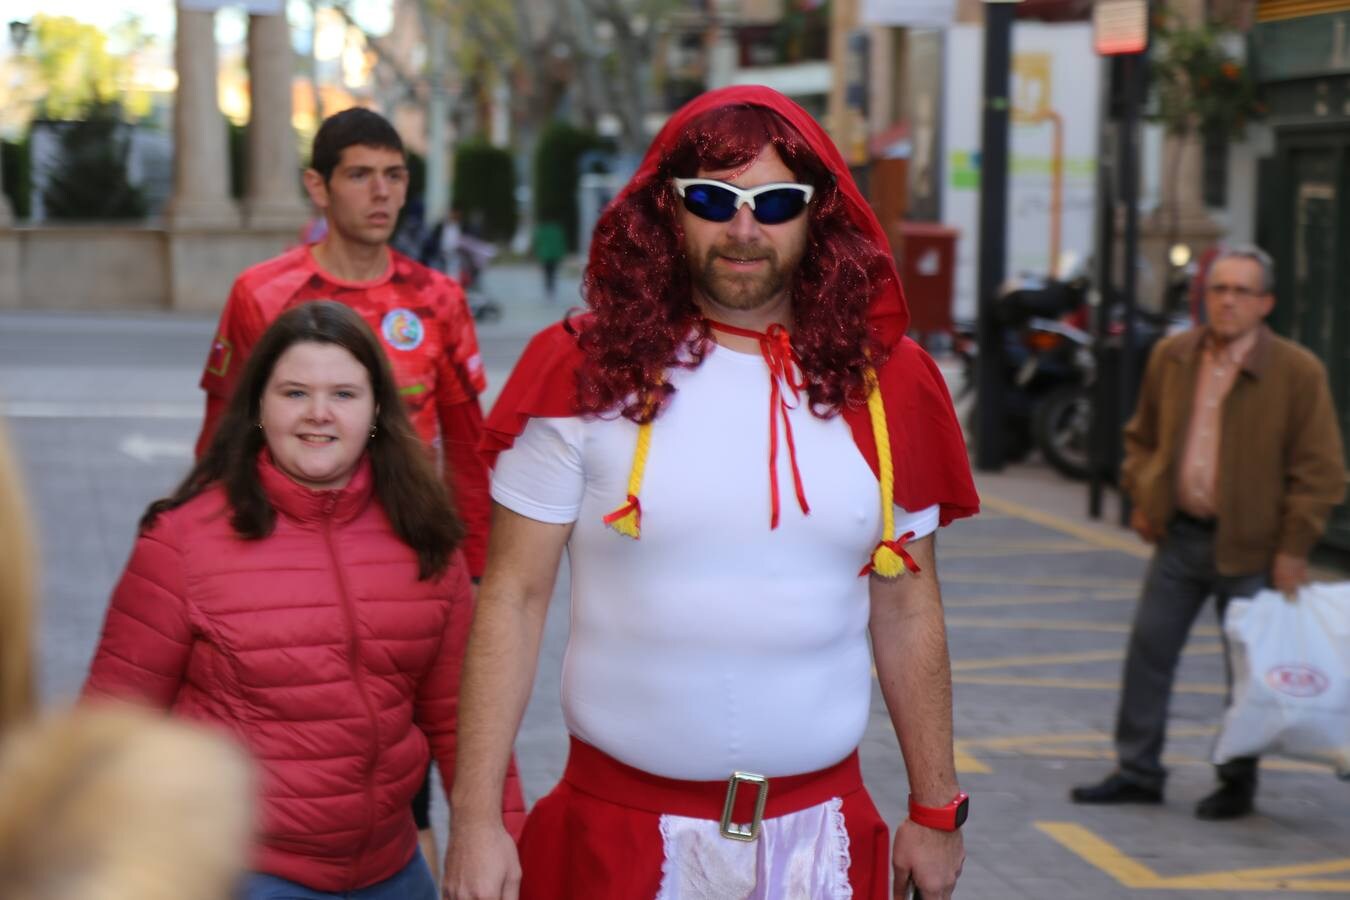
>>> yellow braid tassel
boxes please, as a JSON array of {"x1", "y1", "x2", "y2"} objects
[
  {"x1": 862, "y1": 369, "x2": 908, "y2": 578},
  {"x1": 603, "y1": 420, "x2": 653, "y2": 539},
  {"x1": 869, "y1": 542, "x2": 908, "y2": 578}
]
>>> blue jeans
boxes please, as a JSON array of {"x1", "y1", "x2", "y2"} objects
[{"x1": 241, "y1": 851, "x2": 436, "y2": 900}]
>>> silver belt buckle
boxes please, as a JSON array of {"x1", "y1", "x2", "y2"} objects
[{"x1": 719, "y1": 771, "x2": 769, "y2": 842}]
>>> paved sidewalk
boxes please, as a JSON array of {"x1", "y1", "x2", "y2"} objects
[
  {"x1": 347, "y1": 262, "x2": 1350, "y2": 896},
  {"x1": 6, "y1": 275, "x2": 1348, "y2": 898}
]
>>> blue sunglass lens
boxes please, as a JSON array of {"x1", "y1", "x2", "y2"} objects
[
  {"x1": 683, "y1": 184, "x2": 738, "y2": 222},
  {"x1": 752, "y1": 189, "x2": 808, "y2": 224}
]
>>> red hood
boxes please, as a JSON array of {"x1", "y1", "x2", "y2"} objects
[{"x1": 615, "y1": 85, "x2": 909, "y2": 347}]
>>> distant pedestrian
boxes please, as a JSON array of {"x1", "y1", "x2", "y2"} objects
[
  {"x1": 418, "y1": 209, "x2": 463, "y2": 277},
  {"x1": 1071, "y1": 244, "x2": 1345, "y2": 820},
  {"x1": 532, "y1": 219, "x2": 566, "y2": 302},
  {"x1": 86, "y1": 302, "x2": 519, "y2": 898}
]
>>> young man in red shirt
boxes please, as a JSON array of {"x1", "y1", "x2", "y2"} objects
[{"x1": 194, "y1": 108, "x2": 523, "y2": 877}]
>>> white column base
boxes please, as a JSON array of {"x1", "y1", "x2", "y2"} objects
[
  {"x1": 164, "y1": 196, "x2": 240, "y2": 231},
  {"x1": 243, "y1": 196, "x2": 309, "y2": 231},
  {"x1": 0, "y1": 232, "x2": 20, "y2": 308}
]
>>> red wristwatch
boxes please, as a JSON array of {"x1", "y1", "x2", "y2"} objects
[{"x1": 908, "y1": 792, "x2": 970, "y2": 831}]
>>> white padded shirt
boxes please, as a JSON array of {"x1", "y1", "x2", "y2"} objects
[{"x1": 492, "y1": 343, "x2": 938, "y2": 779}]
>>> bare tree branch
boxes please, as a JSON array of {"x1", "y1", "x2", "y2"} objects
[{"x1": 329, "y1": 0, "x2": 421, "y2": 100}]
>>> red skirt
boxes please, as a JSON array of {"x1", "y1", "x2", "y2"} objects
[{"x1": 518, "y1": 737, "x2": 890, "y2": 899}]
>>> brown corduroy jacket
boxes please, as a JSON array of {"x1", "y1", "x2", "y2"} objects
[{"x1": 1122, "y1": 325, "x2": 1347, "y2": 575}]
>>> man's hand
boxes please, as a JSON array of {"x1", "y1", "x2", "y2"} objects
[
  {"x1": 442, "y1": 818, "x2": 521, "y2": 900},
  {"x1": 1130, "y1": 507, "x2": 1157, "y2": 544},
  {"x1": 1272, "y1": 553, "x2": 1309, "y2": 599},
  {"x1": 892, "y1": 819, "x2": 964, "y2": 899}
]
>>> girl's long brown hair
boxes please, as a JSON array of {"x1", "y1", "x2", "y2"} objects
[
  {"x1": 142, "y1": 301, "x2": 463, "y2": 579},
  {"x1": 0, "y1": 423, "x2": 36, "y2": 734}
]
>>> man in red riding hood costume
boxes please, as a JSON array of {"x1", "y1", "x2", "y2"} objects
[{"x1": 443, "y1": 86, "x2": 979, "y2": 900}]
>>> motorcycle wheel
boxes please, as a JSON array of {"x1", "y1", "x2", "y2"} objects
[
  {"x1": 962, "y1": 400, "x2": 1034, "y2": 463},
  {"x1": 1034, "y1": 384, "x2": 1092, "y2": 480}
]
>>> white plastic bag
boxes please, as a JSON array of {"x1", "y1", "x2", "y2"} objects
[{"x1": 1213, "y1": 583, "x2": 1350, "y2": 779}]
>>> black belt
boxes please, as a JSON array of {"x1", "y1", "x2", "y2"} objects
[{"x1": 1173, "y1": 511, "x2": 1217, "y2": 530}]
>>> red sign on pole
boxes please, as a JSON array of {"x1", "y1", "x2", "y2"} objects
[{"x1": 1094, "y1": 0, "x2": 1149, "y2": 56}]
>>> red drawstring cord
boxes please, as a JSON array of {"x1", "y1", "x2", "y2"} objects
[{"x1": 705, "y1": 318, "x2": 810, "y2": 528}]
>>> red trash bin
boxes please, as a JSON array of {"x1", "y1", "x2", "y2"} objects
[{"x1": 895, "y1": 222, "x2": 958, "y2": 348}]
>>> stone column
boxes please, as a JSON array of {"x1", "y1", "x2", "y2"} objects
[
  {"x1": 244, "y1": 10, "x2": 308, "y2": 229},
  {"x1": 163, "y1": 3, "x2": 237, "y2": 228}
]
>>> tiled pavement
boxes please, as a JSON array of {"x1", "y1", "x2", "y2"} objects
[{"x1": 4, "y1": 265, "x2": 1348, "y2": 897}]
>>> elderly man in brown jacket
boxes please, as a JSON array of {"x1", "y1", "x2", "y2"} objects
[{"x1": 1071, "y1": 244, "x2": 1346, "y2": 820}]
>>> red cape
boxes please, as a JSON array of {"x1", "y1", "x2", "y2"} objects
[{"x1": 484, "y1": 86, "x2": 978, "y2": 526}]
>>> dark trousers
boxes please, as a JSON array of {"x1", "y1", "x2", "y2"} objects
[{"x1": 1115, "y1": 514, "x2": 1267, "y2": 790}]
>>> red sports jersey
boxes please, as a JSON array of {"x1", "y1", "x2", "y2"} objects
[{"x1": 197, "y1": 245, "x2": 490, "y2": 574}]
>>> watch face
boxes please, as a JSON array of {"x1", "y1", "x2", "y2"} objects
[{"x1": 954, "y1": 795, "x2": 970, "y2": 828}]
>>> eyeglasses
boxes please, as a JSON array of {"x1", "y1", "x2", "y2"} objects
[
  {"x1": 1205, "y1": 283, "x2": 1265, "y2": 299},
  {"x1": 672, "y1": 178, "x2": 815, "y2": 225}
]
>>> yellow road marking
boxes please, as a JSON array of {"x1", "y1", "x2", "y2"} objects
[
  {"x1": 943, "y1": 572, "x2": 1139, "y2": 589},
  {"x1": 1036, "y1": 822, "x2": 1158, "y2": 886},
  {"x1": 980, "y1": 493, "x2": 1152, "y2": 559},
  {"x1": 951, "y1": 646, "x2": 1221, "y2": 672},
  {"x1": 1037, "y1": 822, "x2": 1350, "y2": 891},
  {"x1": 953, "y1": 744, "x2": 991, "y2": 774},
  {"x1": 953, "y1": 648, "x2": 1131, "y2": 670},
  {"x1": 945, "y1": 590, "x2": 1137, "y2": 609},
  {"x1": 954, "y1": 728, "x2": 1330, "y2": 774},
  {"x1": 945, "y1": 614, "x2": 1220, "y2": 637},
  {"x1": 952, "y1": 674, "x2": 1225, "y2": 693},
  {"x1": 942, "y1": 538, "x2": 1094, "y2": 550},
  {"x1": 945, "y1": 615, "x2": 1219, "y2": 637},
  {"x1": 943, "y1": 543, "x2": 1106, "y2": 560},
  {"x1": 958, "y1": 725, "x2": 1213, "y2": 750}
]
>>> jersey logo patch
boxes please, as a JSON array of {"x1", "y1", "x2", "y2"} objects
[
  {"x1": 206, "y1": 335, "x2": 233, "y2": 377},
  {"x1": 382, "y1": 308, "x2": 425, "y2": 351}
]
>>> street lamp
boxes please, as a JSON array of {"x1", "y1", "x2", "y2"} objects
[
  {"x1": 8, "y1": 20, "x2": 29, "y2": 55},
  {"x1": 1, "y1": 19, "x2": 28, "y2": 226}
]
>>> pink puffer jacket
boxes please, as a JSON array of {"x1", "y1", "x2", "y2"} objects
[{"x1": 84, "y1": 453, "x2": 525, "y2": 891}]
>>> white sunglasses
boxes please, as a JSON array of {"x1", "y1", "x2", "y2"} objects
[{"x1": 672, "y1": 178, "x2": 815, "y2": 224}]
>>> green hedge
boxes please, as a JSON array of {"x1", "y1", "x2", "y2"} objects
[
  {"x1": 1, "y1": 138, "x2": 31, "y2": 219},
  {"x1": 533, "y1": 121, "x2": 603, "y2": 252},
  {"x1": 451, "y1": 139, "x2": 517, "y2": 241},
  {"x1": 42, "y1": 102, "x2": 147, "y2": 220}
]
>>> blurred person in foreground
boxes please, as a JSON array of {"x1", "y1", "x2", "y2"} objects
[
  {"x1": 85, "y1": 302, "x2": 514, "y2": 899},
  {"x1": 0, "y1": 421, "x2": 36, "y2": 735},
  {"x1": 0, "y1": 425, "x2": 252, "y2": 900},
  {"x1": 444, "y1": 86, "x2": 979, "y2": 899},
  {"x1": 194, "y1": 107, "x2": 522, "y2": 864},
  {"x1": 1072, "y1": 245, "x2": 1346, "y2": 820}
]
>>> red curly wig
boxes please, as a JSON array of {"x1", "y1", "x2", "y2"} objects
[{"x1": 574, "y1": 103, "x2": 897, "y2": 424}]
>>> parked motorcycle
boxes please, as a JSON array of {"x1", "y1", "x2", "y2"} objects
[{"x1": 955, "y1": 273, "x2": 1095, "y2": 476}]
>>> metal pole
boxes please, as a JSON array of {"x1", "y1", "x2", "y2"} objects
[
  {"x1": 975, "y1": 1, "x2": 1015, "y2": 472},
  {"x1": 1088, "y1": 57, "x2": 1117, "y2": 520},
  {"x1": 1118, "y1": 51, "x2": 1143, "y2": 527},
  {"x1": 424, "y1": 10, "x2": 450, "y2": 222}
]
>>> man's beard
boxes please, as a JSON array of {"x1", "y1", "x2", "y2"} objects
[{"x1": 691, "y1": 242, "x2": 799, "y2": 312}]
